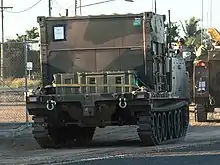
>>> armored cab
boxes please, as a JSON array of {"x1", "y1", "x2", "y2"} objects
[{"x1": 28, "y1": 12, "x2": 190, "y2": 148}]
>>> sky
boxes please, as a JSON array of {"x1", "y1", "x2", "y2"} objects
[{"x1": 3, "y1": 0, "x2": 219, "y2": 39}]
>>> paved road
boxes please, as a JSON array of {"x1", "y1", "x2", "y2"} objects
[
  {"x1": 1, "y1": 124, "x2": 220, "y2": 164},
  {"x1": 64, "y1": 153, "x2": 220, "y2": 165}
]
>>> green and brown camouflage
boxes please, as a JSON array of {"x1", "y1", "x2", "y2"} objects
[
  {"x1": 27, "y1": 12, "x2": 190, "y2": 148},
  {"x1": 207, "y1": 50, "x2": 220, "y2": 105},
  {"x1": 193, "y1": 44, "x2": 220, "y2": 121},
  {"x1": 37, "y1": 12, "x2": 166, "y2": 87}
]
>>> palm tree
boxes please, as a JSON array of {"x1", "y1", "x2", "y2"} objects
[{"x1": 180, "y1": 16, "x2": 208, "y2": 49}]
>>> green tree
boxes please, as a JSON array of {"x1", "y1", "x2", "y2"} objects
[
  {"x1": 165, "y1": 22, "x2": 180, "y2": 42},
  {"x1": 15, "y1": 27, "x2": 39, "y2": 42},
  {"x1": 179, "y1": 16, "x2": 208, "y2": 49},
  {"x1": 2, "y1": 27, "x2": 40, "y2": 78}
]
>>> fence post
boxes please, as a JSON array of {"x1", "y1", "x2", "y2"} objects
[{"x1": 24, "y1": 38, "x2": 29, "y2": 124}]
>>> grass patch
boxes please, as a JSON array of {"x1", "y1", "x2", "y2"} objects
[{"x1": 1, "y1": 78, "x2": 41, "y2": 88}]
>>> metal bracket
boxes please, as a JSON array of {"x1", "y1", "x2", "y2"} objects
[
  {"x1": 119, "y1": 97, "x2": 127, "y2": 109},
  {"x1": 46, "y1": 100, "x2": 56, "y2": 111}
]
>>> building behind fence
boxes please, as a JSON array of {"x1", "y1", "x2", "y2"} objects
[{"x1": 0, "y1": 41, "x2": 40, "y2": 123}]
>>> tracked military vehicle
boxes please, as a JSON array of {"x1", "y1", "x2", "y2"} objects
[
  {"x1": 27, "y1": 12, "x2": 190, "y2": 148},
  {"x1": 193, "y1": 28, "x2": 220, "y2": 122}
]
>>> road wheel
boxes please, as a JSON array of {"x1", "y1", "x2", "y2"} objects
[
  {"x1": 162, "y1": 112, "x2": 168, "y2": 140},
  {"x1": 167, "y1": 111, "x2": 173, "y2": 139}
]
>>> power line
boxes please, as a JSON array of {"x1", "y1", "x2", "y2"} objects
[
  {"x1": 4, "y1": 0, "x2": 42, "y2": 14},
  {"x1": 53, "y1": 0, "x2": 65, "y2": 9},
  {"x1": 53, "y1": 0, "x2": 73, "y2": 9}
]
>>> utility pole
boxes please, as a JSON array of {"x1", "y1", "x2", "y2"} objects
[
  {"x1": 79, "y1": 0, "x2": 82, "y2": 15},
  {"x1": 210, "y1": 0, "x2": 212, "y2": 27},
  {"x1": 0, "y1": 0, "x2": 12, "y2": 81},
  {"x1": 75, "y1": 0, "x2": 77, "y2": 15},
  {"x1": 201, "y1": 0, "x2": 204, "y2": 45},
  {"x1": 49, "y1": 0, "x2": 51, "y2": 16}
]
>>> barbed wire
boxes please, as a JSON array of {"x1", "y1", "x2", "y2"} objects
[{"x1": 4, "y1": 0, "x2": 42, "y2": 14}]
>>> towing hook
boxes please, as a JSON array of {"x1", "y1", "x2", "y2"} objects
[
  {"x1": 46, "y1": 100, "x2": 56, "y2": 111},
  {"x1": 119, "y1": 97, "x2": 127, "y2": 109},
  {"x1": 210, "y1": 97, "x2": 215, "y2": 106}
]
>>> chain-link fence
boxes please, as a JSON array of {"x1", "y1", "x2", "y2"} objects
[{"x1": 0, "y1": 40, "x2": 40, "y2": 123}]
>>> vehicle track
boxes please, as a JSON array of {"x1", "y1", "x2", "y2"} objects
[{"x1": 31, "y1": 101, "x2": 189, "y2": 148}]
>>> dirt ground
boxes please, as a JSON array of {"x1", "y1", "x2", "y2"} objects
[
  {"x1": 0, "y1": 105, "x2": 220, "y2": 164},
  {"x1": 0, "y1": 104, "x2": 32, "y2": 122}
]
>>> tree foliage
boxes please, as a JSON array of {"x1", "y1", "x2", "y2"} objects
[
  {"x1": 15, "y1": 27, "x2": 39, "y2": 42},
  {"x1": 180, "y1": 17, "x2": 201, "y2": 38},
  {"x1": 179, "y1": 16, "x2": 210, "y2": 49},
  {"x1": 165, "y1": 16, "x2": 212, "y2": 51},
  {"x1": 165, "y1": 22, "x2": 180, "y2": 42},
  {"x1": 2, "y1": 27, "x2": 40, "y2": 79}
]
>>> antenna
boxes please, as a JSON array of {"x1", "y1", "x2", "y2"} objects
[{"x1": 168, "y1": 10, "x2": 171, "y2": 49}]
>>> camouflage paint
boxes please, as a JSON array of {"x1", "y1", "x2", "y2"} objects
[
  {"x1": 37, "y1": 12, "x2": 166, "y2": 86},
  {"x1": 207, "y1": 50, "x2": 220, "y2": 106}
]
